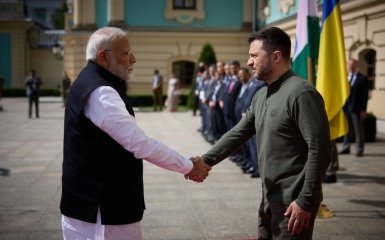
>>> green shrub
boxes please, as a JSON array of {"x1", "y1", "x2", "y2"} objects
[
  {"x1": 364, "y1": 112, "x2": 376, "y2": 142},
  {"x1": 2, "y1": 89, "x2": 189, "y2": 108},
  {"x1": 198, "y1": 43, "x2": 217, "y2": 67},
  {"x1": 2, "y1": 88, "x2": 60, "y2": 97},
  {"x1": 127, "y1": 94, "x2": 188, "y2": 107}
]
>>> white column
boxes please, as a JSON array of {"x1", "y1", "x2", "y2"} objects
[
  {"x1": 82, "y1": 0, "x2": 96, "y2": 29},
  {"x1": 73, "y1": 0, "x2": 82, "y2": 29},
  {"x1": 242, "y1": 0, "x2": 252, "y2": 31},
  {"x1": 108, "y1": 0, "x2": 126, "y2": 27}
]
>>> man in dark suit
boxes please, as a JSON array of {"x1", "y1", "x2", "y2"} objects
[
  {"x1": 25, "y1": 69, "x2": 42, "y2": 119},
  {"x1": 219, "y1": 61, "x2": 242, "y2": 162},
  {"x1": 209, "y1": 62, "x2": 226, "y2": 143},
  {"x1": 340, "y1": 58, "x2": 369, "y2": 157},
  {"x1": 241, "y1": 72, "x2": 265, "y2": 178},
  {"x1": 220, "y1": 60, "x2": 242, "y2": 131},
  {"x1": 235, "y1": 68, "x2": 265, "y2": 177}
]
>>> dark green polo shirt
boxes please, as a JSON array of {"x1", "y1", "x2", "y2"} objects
[{"x1": 203, "y1": 70, "x2": 331, "y2": 212}]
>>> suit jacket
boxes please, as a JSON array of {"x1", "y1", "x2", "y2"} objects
[
  {"x1": 205, "y1": 78, "x2": 216, "y2": 104},
  {"x1": 346, "y1": 72, "x2": 369, "y2": 113},
  {"x1": 210, "y1": 80, "x2": 225, "y2": 107},
  {"x1": 220, "y1": 77, "x2": 242, "y2": 117},
  {"x1": 241, "y1": 79, "x2": 265, "y2": 113},
  {"x1": 235, "y1": 79, "x2": 265, "y2": 121}
]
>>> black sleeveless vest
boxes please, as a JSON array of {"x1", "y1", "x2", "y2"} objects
[{"x1": 60, "y1": 61, "x2": 145, "y2": 224}]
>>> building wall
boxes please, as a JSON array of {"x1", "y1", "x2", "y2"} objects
[
  {"x1": 29, "y1": 48, "x2": 64, "y2": 89},
  {"x1": 25, "y1": 0, "x2": 62, "y2": 29},
  {"x1": 63, "y1": 32, "x2": 89, "y2": 84},
  {"x1": 264, "y1": 0, "x2": 297, "y2": 25},
  {"x1": 0, "y1": 0, "x2": 64, "y2": 90},
  {"x1": 64, "y1": 0, "x2": 252, "y2": 94},
  {"x1": 124, "y1": 0, "x2": 243, "y2": 29},
  {"x1": 0, "y1": 33, "x2": 12, "y2": 87},
  {"x1": 95, "y1": 0, "x2": 107, "y2": 28},
  {"x1": 0, "y1": 21, "x2": 31, "y2": 89},
  {"x1": 63, "y1": 30, "x2": 250, "y2": 94}
]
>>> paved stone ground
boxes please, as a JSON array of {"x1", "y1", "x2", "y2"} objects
[{"x1": 0, "y1": 97, "x2": 384, "y2": 240}]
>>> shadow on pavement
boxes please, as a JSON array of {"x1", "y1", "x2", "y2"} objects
[
  {"x1": 338, "y1": 173, "x2": 385, "y2": 184},
  {"x1": 363, "y1": 153, "x2": 385, "y2": 157},
  {"x1": 349, "y1": 199, "x2": 385, "y2": 209},
  {"x1": 0, "y1": 168, "x2": 10, "y2": 176}
]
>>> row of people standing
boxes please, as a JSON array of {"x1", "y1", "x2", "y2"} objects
[{"x1": 195, "y1": 60, "x2": 264, "y2": 178}]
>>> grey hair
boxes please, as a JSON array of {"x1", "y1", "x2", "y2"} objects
[{"x1": 86, "y1": 27, "x2": 127, "y2": 61}]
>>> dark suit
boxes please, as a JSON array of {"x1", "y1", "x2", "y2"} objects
[
  {"x1": 199, "y1": 78, "x2": 214, "y2": 139},
  {"x1": 25, "y1": 76, "x2": 42, "y2": 118},
  {"x1": 220, "y1": 76, "x2": 241, "y2": 131},
  {"x1": 237, "y1": 79, "x2": 265, "y2": 173},
  {"x1": 341, "y1": 72, "x2": 369, "y2": 154},
  {"x1": 209, "y1": 81, "x2": 226, "y2": 141}
]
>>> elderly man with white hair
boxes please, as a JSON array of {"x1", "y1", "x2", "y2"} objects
[{"x1": 60, "y1": 27, "x2": 211, "y2": 240}]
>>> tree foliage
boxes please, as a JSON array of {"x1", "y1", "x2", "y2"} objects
[
  {"x1": 51, "y1": 2, "x2": 68, "y2": 29},
  {"x1": 187, "y1": 43, "x2": 217, "y2": 108},
  {"x1": 198, "y1": 43, "x2": 217, "y2": 67}
]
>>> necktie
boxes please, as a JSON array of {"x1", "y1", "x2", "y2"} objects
[
  {"x1": 228, "y1": 80, "x2": 235, "y2": 93},
  {"x1": 349, "y1": 73, "x2": 355, "y2": 86}
]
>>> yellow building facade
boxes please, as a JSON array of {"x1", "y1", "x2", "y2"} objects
[{"x1": 63, "y1": 0, "x2": 253, "y2": 93}]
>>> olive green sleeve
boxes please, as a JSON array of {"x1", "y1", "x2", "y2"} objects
[
  {"x1": 203, "y1": 108, "x2": 256, "y2": 167},
  {"x1": 293, "y1": 91, "x2": 331, "y2": 211}
]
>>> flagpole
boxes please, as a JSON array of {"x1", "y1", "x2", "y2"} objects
[{"x1": 307, "y1": 57, "x2": 313, "y2": 85}]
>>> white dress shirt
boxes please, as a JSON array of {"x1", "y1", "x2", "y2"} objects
[{"x1": 62, "y1": 86, "x2": 193, "y2": 240}]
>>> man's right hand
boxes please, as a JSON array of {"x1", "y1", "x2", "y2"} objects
[{"x1": 185, "y1": 156, "x2": 212, "y2": 182}]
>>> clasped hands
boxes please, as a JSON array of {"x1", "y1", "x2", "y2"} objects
[{"x1": 185, "y1": 156, "x2": 212, "y2": 182}]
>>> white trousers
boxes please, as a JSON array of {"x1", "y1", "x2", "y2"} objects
[{"x1": 62, "y1": 210, "x2": 142, "y2": 240}]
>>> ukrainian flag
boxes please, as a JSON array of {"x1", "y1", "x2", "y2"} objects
[{"x1": 316, "y1": 0, "x2": 350, "y2": 140}]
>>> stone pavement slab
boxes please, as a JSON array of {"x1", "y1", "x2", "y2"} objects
[{"x1": 0, "y1": 97, "x2": 385, "y2": 240}]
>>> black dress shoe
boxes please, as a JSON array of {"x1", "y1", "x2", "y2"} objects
[
  {"x1": 245, "y1": 167, "x2": 255, "y2": 174},
  {"x1": 250, "y1": 171, "x2": 260, "y2": 178},
  {"x1": 339, "y1": 148, "x2": 350, "y2": 154},
  {"x1": 356, "y1": 151, "x2": 363, "y2": 157},
  {"x1": 323, "y1": 174, "x2": 337, "y2": 183},
  {"x1": 235, "y1": 158, "x2": 245, "y2": 165},
  {"x1": 241, "y1": 163, "x2": 252, "y2": 172}
]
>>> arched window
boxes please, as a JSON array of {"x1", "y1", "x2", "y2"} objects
[
  {"x1": 173, "y1": 0, "x2": 196, "y2": 10},
  {"x1": 172, "y1": 60, "x2": 195, "y2": 86},
  {"x1": 359, "y1": 49, "x2": 376, "y2": 90}
]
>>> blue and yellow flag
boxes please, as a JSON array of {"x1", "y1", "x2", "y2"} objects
[{"x1": 316, "y1": 0, "x2": 350, "y2": 140}]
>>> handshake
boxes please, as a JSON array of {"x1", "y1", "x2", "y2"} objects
[{"x1": 185, "y1": 156, "x2": 212, "y2": 182}]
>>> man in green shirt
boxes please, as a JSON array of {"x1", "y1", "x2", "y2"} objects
[{"x1": 200, "y1": 27, "x2": 331, "y2": 239}]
